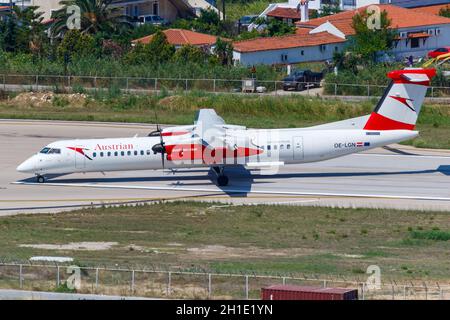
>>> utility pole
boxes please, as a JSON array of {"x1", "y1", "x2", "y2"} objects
[{"x1": 221, "y1": 0, "x2": 225, "y2": 21}]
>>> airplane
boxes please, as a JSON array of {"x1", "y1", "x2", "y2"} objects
[{"x1": 17, "y1": 68, "x2": 436, "y2": 187}]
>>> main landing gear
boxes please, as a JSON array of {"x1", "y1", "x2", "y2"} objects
[
  {"x1": 36, "y1": 175, "x2": 45, "y2": 183},
  {"x1": 212, "y1": 166, "x2": 229, "y2": 187}
]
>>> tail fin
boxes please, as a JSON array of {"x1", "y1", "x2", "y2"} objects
[{"x1": 364, "y1": 68, "x2": 436, "y2": 130}]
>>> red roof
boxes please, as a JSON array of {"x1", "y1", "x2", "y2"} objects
[
  {"x1": 233, "y1": 31, "x2": 346, "y2": 53},
  {"x1": 132, "y1": 29, "x2": 222, "y2": 46},
  {"x1": 267, "y1": 7, "x2": 314, "y2": 20},
  {"x1": 412, "y1": 4, "x2": 450, "y2": 16},
  {"x1": 296, "y1": 4, "x2": 450, "y2": 36}
]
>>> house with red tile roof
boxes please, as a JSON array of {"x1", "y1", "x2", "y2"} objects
[
  {"x1": 233, "y1": 31, "x2": 346, "y2": 66},
  {"x1": 296, "y1": 4, "x2": 450, "y2": 59},
  {"x1": 132, "y1": 29, "x2": 224, "y2": 51},
  {"x1": 233, "y1": 4, "x2": 450, "y2": 66}
]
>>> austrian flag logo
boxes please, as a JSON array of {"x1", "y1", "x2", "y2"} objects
[{"x1": 67, "y1": 147, "x2": 93, "y2": 160}]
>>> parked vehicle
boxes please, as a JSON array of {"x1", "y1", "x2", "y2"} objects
[
  {"x1": 261, "y1": 285, "x2": 358, "y2": 300},
  {"x1": 282, "y1": 69, "x2": 323, "y2": 91},
  {"x1": 136, "y1": 15, "x2": 168, "y2": 26},
  {"x1": 428, "y1": 47, "x2": 450, "y2": 59}
]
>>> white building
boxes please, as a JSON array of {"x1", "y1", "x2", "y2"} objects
[
  {"x1": 234, "y1": 3, "x2": 450, "y2": 66},
  {"x1": 233, "y1": 29, "x2": 346, "y2": 66},
  {"x1": 297, "y1": 4, "x2": 450, "y2": 59}
]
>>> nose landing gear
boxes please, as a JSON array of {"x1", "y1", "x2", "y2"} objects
[
  {"x1": 36, "y1": 175, "x2": 45, "y2": 183},
  {"x1": 212, "y1": 166, "x2": 229, "y2": 187}
]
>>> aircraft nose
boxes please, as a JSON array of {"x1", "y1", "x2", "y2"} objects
[{"x1": 17, "y1": 157, "x2": 36, "y2": 173}]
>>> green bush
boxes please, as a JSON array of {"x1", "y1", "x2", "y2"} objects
[{"x1": 57, "y1": 30, "x2": 97, "y2": 62}]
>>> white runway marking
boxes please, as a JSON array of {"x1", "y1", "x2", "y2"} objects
[{"x1": 13, "y1": 181, "x2": 450, "y2": 202}]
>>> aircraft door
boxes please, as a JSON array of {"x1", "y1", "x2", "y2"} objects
[
  {"x1": 74, "y1": 146, "x2": 86, "y2": 169},
  {"x1": 293, "y1": 136, "x2": 304, "y2": 161}
]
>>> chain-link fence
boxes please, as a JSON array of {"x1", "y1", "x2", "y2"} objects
[
  {"x1": 1, "y1": 74, "x2": 450, "y2": 98},
  {"x1": 0, "y1": 263, "x2": 448, "y2": 300}
]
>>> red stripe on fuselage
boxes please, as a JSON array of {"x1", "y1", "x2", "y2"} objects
[
  {"x1": 165, "y1": 144, "x2": 263, "y2": 164},
  {"x1": 363, "y1": 112, "x2": 415, "y2": 130},
  {"x1": 161, "y1": 131, "x2": 189, "y2": 137}
]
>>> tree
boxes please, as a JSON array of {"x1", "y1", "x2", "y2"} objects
[
  {"x1": 266, "y1": 18, "x2": 296, "y2": 37},
  {"x1": 350, "y1": 10, "x2": 395, "y2": 63},
  {"x1": 173, "y1": 45, "x2": 208, "y2": 64},
  {"x1": 124, "y1": 31, "x2": 175, "y2": 65},
  {"x1": 51, "y1": 0, "x2": 131, "y2": 37},
  {"x1": 0, "y1": 6, "x2": 48, "y2": 56},
  {"x1": 214, "y1": 37, "x2": 233, "y2": 66},
  {"x1": 56, "y1": 29, "x2": 96, "y2": 61},
  {"x1": 319, "y1": 1, "x2": 342, "y2": 17},
  {"x1": 439, "y1": 6, "x2": 450, "y2": 18}
]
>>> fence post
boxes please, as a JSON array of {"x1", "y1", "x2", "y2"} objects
[
  {"x1": 282, "y1": 277, "x2": 286, "y2": 285},
  {"x1": 431, "y1": 86, "x2": 434, "y2": 98},
  {"x1": 361, "y1": 283, "x2": 365, "y2": 300},
  {"x1": 439, "y1": 288, "x2": 443, "y2": 300},
  {"x1": 126, "y1": 77, "x2": 129, "y2": 93},
  {"x1": 391, "y1": 284, "x2": 395, "y2": 300},
  {"x1": 323, "y1": 280, "x2": 327, "y2": 288},
  {"x1": 185, "y1": 79, "x2": 188, "y2": 92},
  {"x1": 2, "y1": 74, "x2": 5, "y2": 91},
  {"x1": 95, "y1": 268, "x2": 99, "y2": 291},
  {"x1": 244, "y1": 275, "x2": 249, "y2": 300},
  {"x1": 131, "y1": 270, "x2": 135, "y2": 293},
  {"x1": 213, "y1": 79, "x2": 216, "y2": 92},
  {"x1": 404, "y1": 285, "x2": 407, "y2": 300},
  {"x1": 167, "y1": 272, "x2": 171, "y2": 296},
  {"x1": 19, "y1": 264, "x2": 23, "y2": 289},
  {"x1": 154, "y1": 78, "x2": 158, "y2": 91},
  {"x1": 208, "y1": 274, "x2": 212, "y2": 299},
  {"x1": 307, "y1": 82, "x2": 310, "y2": 96},
  {"x1": 56, "y1": 266, "x2": 60, "y2": 288},
  {"x1": 35, "y1": 75, "x2": 39, "y2": 91},
  {"x1": 367, "y1": 84, "x2": 370, "y2": 97},
  {"x1": 67, "y1": 75, "x2": 71, "y2": 89},
  {"x1": 334, "y1": 83, "x2": 337, "y2": 96}
]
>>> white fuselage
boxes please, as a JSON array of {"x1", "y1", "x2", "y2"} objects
[{"x1": 17, "y1": 128, "x2": 418, "y2": 175}]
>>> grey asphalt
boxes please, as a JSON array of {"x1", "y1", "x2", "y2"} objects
[{"x1": 1, "y1": 119, "x2": 449, "y2": 215}]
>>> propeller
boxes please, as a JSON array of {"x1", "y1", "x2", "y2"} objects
[{"x1": 151, "y1": 121, "x2": 167, "y2": 170}]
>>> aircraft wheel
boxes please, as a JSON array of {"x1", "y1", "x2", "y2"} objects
[
  {"x1": 36, "y1": 175, "x2": 45, "y2": 183},
  {"x1": 217, "y1": 175, "x2": 229, "y2": 187}
]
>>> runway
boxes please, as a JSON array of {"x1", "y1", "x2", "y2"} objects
[{"x1": 1, "y1": 119, "x2": 450, "y2": 215}]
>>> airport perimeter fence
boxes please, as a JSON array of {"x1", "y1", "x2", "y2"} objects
[
  {"x1": 0, "y1": 262, "x2": 449, "y2": 300},
  {"x1": 1, "y1": 74, "x2": 450, "y2": 99}
]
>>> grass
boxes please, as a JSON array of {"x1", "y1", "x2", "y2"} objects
[
  {"x1": 0, "y1": 202, "x2": 450, "y2": 281},
  {"x1": 1, "y1": 90, "x2": 449, "y2": 149}
]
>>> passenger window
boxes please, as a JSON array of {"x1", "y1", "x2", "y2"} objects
[
  {"x1": 287, "y1": 144, "x2": 291, "y2": 149},
  {"x1": 280, "y1": 144, "x2": 284, "y2": 149},
  {"x1": 93, "y1": 152, "x2": 96, "y2": 158},
  {"x1": 267, "y1": 145, "x2": 271, "y2": 150},
  {"x1": 274, "y1": 145, "x2": 278, "y2": 150},
  {"x1": 121, "y1": 151, "x2": 125, "y2": 156},
  {"x1": 107, "y1": 152, "x2": 111, "y2": 157},
  {"x1": 127, "y1": 151, "x2": 131, "y2": 156},
  {"x1": 114, "y1": 152, "x2": 118, "y2": 156},
  {"x1": 134, "y1": 151, "x2": 138, "y2": 156},
  {"x1": 146, "y1": 150, "x2": 151, "y2": 155},
  {"x1": 100, "y1": 152, "x2": 104, "y2": 157},
  {"x1": 140, "y1": 150, "x2": 144, "y2": 156}
]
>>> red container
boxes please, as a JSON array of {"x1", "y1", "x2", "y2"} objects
[{"x1": 261, "y1": 285, "x2": 358, "y2": 300}]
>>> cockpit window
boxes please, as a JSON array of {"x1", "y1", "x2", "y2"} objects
[
  {"x1": 40, "y1": 147, "x2": 60, "y2": 154},
  {"x1": 48, "y1": 148, "x2": 61, "y2": 154}
]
